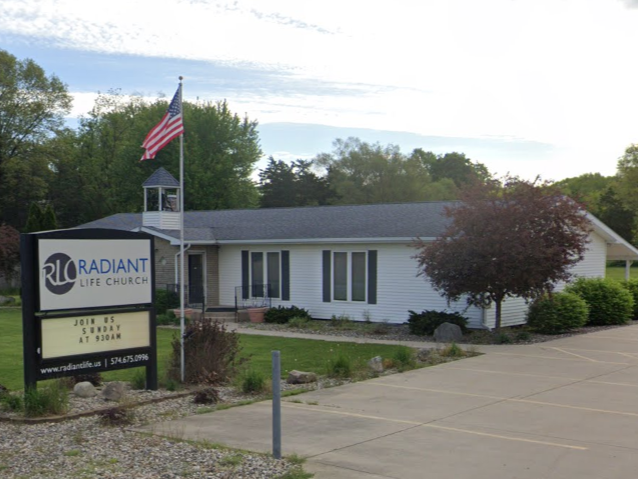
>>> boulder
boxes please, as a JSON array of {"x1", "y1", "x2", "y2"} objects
[
  {"x1": 433, "y1": 322, "x2": 463, "y2": 343},
  {"x1": 287, "y1": 370, "x2": 317, "y2": 384},
  {"x1": 367, "y1": 356, "x2": 384, "y2": 373},
  {"x1": 73, "y1": 381, "x2": 97, "y2": 398},
  {"x1": 102, "y1": 381, "x2": 128, "y2": 401}
]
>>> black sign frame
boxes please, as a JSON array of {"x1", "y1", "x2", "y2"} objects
[{"x1": 21, "y1": 229, "x2": 157, "y2": 390}]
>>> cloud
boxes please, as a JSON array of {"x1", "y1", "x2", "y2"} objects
[{"x1": 620, "y1": 0, "x2": 638, "y2": 8}]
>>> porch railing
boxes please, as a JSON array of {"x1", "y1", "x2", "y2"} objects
[{"x1": 235, "y1": 284, "x2": 272, "y2": 310}]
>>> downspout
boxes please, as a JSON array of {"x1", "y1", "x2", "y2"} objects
[
  {"x1": 175, "y1": 244, "x2": 192, "y2": 286},
  {"x1": 626, "y1": 260, "x2": 633, "y2": 280}
]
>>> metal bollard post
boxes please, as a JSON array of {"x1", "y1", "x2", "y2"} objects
[{"x1": 272, "y1": 350, "x2": 282, "y2": 459}]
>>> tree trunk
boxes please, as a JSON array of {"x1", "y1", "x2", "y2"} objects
[{"x1": 494, "y1": 298, "x2": 502, "y2": 330}]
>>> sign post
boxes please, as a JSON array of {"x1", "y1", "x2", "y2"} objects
[{"x1": 21, "y1": 228, "x2": 157, "y2": 390}]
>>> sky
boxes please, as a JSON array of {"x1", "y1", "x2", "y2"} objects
[{"x1": 2, "y1": 0, "x2": 638, "y2": 181}]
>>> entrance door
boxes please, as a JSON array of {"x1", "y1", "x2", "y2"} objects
[{"x1": 188, "y1": 254, "x2": 204, "y2": 305}]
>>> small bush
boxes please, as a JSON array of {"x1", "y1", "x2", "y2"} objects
[
  {"x1": 130, "y1": 369, "x2": 147, "y2": 390},
  {"x1": 514, "y1": 330, "x2": 532, "y2": 342},
  {"x1": 326, "y1": 354, "x2": 352, "y2": 378},
  {"x1": 407, "y1": 310, "x2": 468, "y2": 336},
  {"x1": 439, "y1": 343, "x2": 465, "y2": 357},
  {"x1": 287, "y1": 316, "x2": 311, "y2": 328},
  {"x1": 24, "y1": 381, "x2": 69, "y2": 417},
  {"x1": 527, "y1": 292, "x2": 589, "y2": 334},
  {"x1": 620, "y1": 279, "x2": 638, "y2": 319},
  {"x1": 155, "y1": 289, "x2": 180, "y2": 315},
  {"x1": 565, "y1": 277, "x2": 633, "y2": 326},
  {"x1": 330, "y1": 314, "x2": 355, "y2": 329},
  {"x1": 493, "y1": 332, "x2": 513, "y2": 344},
  {"x1": 265, "y1": 306, "x2": 312, "y2": 324},
  {"x1": 0, "y1": 393, "x2": 23, "y2": 412},
  {"x1": 193, "y1": 387, "x2": 221, "y2": 404},
  {"x1": 99, "y1": 404, "x2": 134, "y2": 426},
  {"x1": 157, "y1": 310, "x2": 178, "y2": 326},
  {"x1": 240, "y1": 370, "x2": 267, "y2": 394},
  {"x1": 392, "y1": 347, "x2": 416, "y2": 371},
  {"x1": 169, "y1": 318, "x2": 244, "y2": 385}
]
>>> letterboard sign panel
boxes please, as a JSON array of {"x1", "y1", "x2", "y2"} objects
[{"x1": 38, "y1": 238, "x2": 152, "y2": 311}]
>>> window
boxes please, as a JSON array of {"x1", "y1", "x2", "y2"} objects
[
  {"x1": 250, "y1": 251, "x2": 281, "y2": 298},
  {"x1": 242, "y1": 250, "x2": 290, "y2": 301},
  {"x1": 251, "y1": 252, "x2": 264, "y2": 297},
  {"x1": 332, "y1": 252, "x2": 366, "y2": 302},
  {"x1": 267, "y1": 252, "x2": 280, "y2": 298}
]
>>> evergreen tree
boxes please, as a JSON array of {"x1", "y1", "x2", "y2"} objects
[{"x1": 24, "y1": 203, "x2": 44, "y2": 233}]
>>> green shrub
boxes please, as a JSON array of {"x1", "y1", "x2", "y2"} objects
[
  {"x1": 240, "y1": 370, "x2": 267, "y2": 394},
  {"x1": 439, "y1": 342, "x2": 465, "y2": 357},
  {"x1": 265, "y1": 306, "x2": 312, "y2": 324},
  {"x1": 392, "y1": 347, "x2": 416, "y2": 371},
  {"x1": 493, "y1": 332, "x2": 513, "y2": 344},
  {"x1": 326, "y1": 354, "x2": 353, "y2": 378},
  {"x1": 330, "y1": 314, "x2": 355, "y2": 329},
  {"x1": 527, "y1": 292, "x2": 589, "y2": 334},
  {"x1": 0, "y1": 393, "x2": 23, "y2": 412},
  {"x1": 155, "y1": 289, "x2": 179, "y2": 315},
  {"x1": 24, "y1": 381, "x2": 69, "y2": 417},
  {"x1": 287, "y1": 316, "x2": 311, "y2": 328},
  {"x1": 157, "y1": 310, "x2": 178, "y2": 326},
  {"x1": 407, "y1": 310, "x2": 468, "y2": 336},
  {"x1": 565, "y1": 277, "x2": 633, "y2": 326},
  {"x1": 620, "y1": 279, "x2": 638, "y2": 319},
  {"x1": 130, "y1": 369, "x2": 147, "y2": 390}
]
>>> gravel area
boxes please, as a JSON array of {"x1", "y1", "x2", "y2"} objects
[
  {"x1": 0, "y1": 383, "x2": 317, "y2": 479},
  {"x1": 245, "y1": 320, "x2": 637, "y2": 345}
]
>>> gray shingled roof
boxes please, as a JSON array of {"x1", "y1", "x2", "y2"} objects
[
  {"x1": 77, "y1": 202, "x2": 456, "y2": 242},
  {"x1": 142, "y1": 167, "x2": 180, "y2": 188}
]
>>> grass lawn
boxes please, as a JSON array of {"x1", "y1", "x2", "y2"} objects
[
  {"x1": 0, "y1": 308, "x2": 412, "y2": 391},
  {"x1": 606, "y1": 266, "x2": 634, "y2": 281}
]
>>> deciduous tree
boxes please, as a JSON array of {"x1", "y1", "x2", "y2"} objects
[
  {"x1": 413, "y1": 177, "x2": 591, "y2": 329},
  {"x1": 0, "y1": 224, "x2": 20, "y2": 282},
  {"x1": 0, "y1": 49, "x2": 71, "y2": 226}
]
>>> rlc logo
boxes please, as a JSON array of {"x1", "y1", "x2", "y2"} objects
[{"x1": 43, "y1": 253, "x2": 77, "y2": 295}]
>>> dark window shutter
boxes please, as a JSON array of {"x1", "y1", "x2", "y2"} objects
[
  {"x1": 282, "y1": 250, "x2": 290, "y2": 301},
  {"x1": 322, "y1": 250, "x2": 331, "y2": 302},
  {"x1": 368, "y1": 250, "x2": 377, "y2": 304},
  {"x1": 241, "y1": 250, "x2": 249, "y2": 299}
]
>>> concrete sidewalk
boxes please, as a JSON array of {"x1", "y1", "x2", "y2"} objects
[{"x1": 143, "y1": 324, "x2": 638, "y2": 478}]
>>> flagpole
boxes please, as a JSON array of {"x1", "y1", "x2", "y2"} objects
[{"x1": 178, "y1": 76, "x2": 186, "y2": 383}]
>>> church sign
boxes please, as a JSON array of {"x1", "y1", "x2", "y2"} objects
[{"x1": 21, "y1": 229, "x2": 157, "y2": 389}]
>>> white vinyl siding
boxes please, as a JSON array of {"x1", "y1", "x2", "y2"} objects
[
  {"x1": 483, "y1": 231, "x2": 609, "y2": 329},
  {"x1": 219, "y1": 243, "x2": 484, "y2": 327}
]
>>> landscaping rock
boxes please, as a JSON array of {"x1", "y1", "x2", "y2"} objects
[
  {"x1": 287, "y1": 370, "x2": 317, "y2": 384},
  {"x1": 367, "y1": 356, "x2": 384, "y2": 373},
  {"x1": 73, "y1": 381, "x2": 97, "y2": 398},
  {"x1": 102, "y1": 381, "x2": 128, "y2": 401},
  {"x1": 433, "y1": 322, "x2": 463, "y2": 343}
]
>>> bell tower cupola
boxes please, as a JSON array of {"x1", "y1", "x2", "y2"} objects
[{"x1": 142, "y1": 167, "x2": 181, "y2": 229}]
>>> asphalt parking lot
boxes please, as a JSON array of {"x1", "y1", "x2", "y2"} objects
[{"x1": 142, "y1": 325, "x2": 638, "y2": 478}]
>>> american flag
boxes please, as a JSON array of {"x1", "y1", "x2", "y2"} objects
[{"x1": 140, "y1": 86, "x2": 184, "y2": 161}]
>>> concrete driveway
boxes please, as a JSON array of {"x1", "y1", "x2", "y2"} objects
[{"x1": 140, "y1": 325, "x2": 638, "y2": 478}]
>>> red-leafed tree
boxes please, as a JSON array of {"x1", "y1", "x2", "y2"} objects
[
  {"x1": 413, "y1": 176, "x2": 592, "y2": 329},
  {"x1": 0, "y1": 224, "x2": 20, "y2": 283}
]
